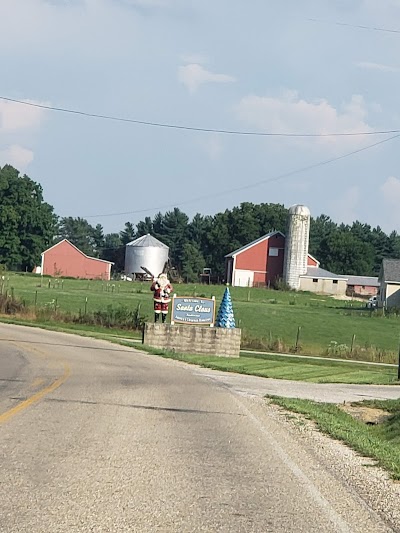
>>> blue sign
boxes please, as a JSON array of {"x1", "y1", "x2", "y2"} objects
[{"x1": 171, "y1": 296, "x2": 215, "y2": 326}]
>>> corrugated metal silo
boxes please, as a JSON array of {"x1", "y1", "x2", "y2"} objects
[
  {"x1": 283, "y1": 205, "x2": 311, "y2": 290},
  {"x1": 125, "y1": 234, "x2": 169, "y2": 278}
]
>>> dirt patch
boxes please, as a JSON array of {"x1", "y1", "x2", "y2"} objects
[
  {"x1": 340, "y1": 404, "x2": 391, "y2": 425},
  {"x1": 330, "y1": 295, "x2": 365, "y2": 302}
]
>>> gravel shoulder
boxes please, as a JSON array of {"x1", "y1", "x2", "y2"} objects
[{"x1": 262, "y1": 399, "x2": 400, "y2": 531}]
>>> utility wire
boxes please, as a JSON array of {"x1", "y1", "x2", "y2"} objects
[
  {"x1": 84, "y1": 133, "x2": 400, "y2": 219},
  {"x1": 305, "y1": 17, "x2": 400, "y2": 35},
  {"x1": 1, "y1": 95, "x2": 399, "y2": 138}
]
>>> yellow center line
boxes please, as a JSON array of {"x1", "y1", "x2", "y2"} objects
[{"x1": 0, "y1": 363, "x2": 71, "y2": 425}]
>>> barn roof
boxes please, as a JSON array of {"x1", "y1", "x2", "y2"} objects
[
  {"x1": 42, "y1": 239, "x2": 114, "y2": 264},
  {"x1": 126, "y1": 234, "x2": 168, "y2": 249},
  {"x1": 225, "y1": 231, "x2": 284, "y2": 258},
  {"x1": 380, "y1": 259, "x2": 400, "y2": 283},
  {"x1": 301, "y1": 267, "x2": 346, "y2": 281},
  {"x1": 340, "y1": 275, "x2": 379, "y2": 287}
]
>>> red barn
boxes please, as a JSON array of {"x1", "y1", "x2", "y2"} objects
[
  {"x1": 343, "y1": 275, "x2": 379, "y2": 297},
  {"x1": 40, "y1": 239, "x2": 113, "y2": 280},
  {"x1": 225, "y1": 231, "x2": 319, "y2": 287}
]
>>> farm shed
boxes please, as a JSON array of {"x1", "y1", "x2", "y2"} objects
[
  {"x1": 40, "y1": 239, "x2": 113, "y2": 280},
  {"x1": 378, "y1": 259, "x2": 400, "y2": 308},
  {"x1": 342, "y1": 275, "x2": 379, "y2": 297},
  {"x1": 225, "y1": 231, "x2": 319, "y2": 288},
  {"x1": 299, "y1": 267, "x2": 347, "y2": 295}
]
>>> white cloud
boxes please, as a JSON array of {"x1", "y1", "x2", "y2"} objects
[
  {"x1": 381, "y1": 176, "x2": 400, "y2": 205},
  {"x1": 0, "y1": 99, "x2": 47, "y2": 132},
  {"x1": 0, "y1": 145, "x2": 34, "y2": 169},
  {"x1": 0, "y1": 99, "x2": 47, "y2": 171},
  {"x1": 178, "y1": 63, "x2": 236, "y2": 93},
  {"x1": 356, "y1": 61, "x2": 399, "y2": 73},
  {"x1": 236, "y1": 91, "x2": 374, "y2": 148}
]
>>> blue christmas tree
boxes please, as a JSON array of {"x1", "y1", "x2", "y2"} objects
[{"x1": 216, "y1": 288, "x2": 236, "y2": 328}]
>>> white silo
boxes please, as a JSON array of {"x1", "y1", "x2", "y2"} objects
[{"x1": 283, "y1": 205, "x2": 311, "y2": 290}]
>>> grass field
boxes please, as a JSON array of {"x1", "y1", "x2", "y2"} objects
[
  {"x1": 2, "y1": 272, "x2": 400, "y2": 362},
  {"x1": 141, "y1": 348, "x2": 399, "y2": 385},
  {"x1": 268, "y1": 397, "x2": 400, "y2": 480}
]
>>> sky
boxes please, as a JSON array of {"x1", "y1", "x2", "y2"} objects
[{"x1": 1, "y1": 0, "x2": 400, "y2": 235}]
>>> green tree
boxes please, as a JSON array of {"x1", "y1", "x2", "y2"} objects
[
  {"x1": 135, "y1": 217, "x2": 153, "y2": 238},
  {"x1": 58, "y1": 217, "x2": 97, "y2": 256},
  {"x1": 181, "y1": 242, "x2": 206, "y2": 282},
  {"x1": 318, "y1": 230, "x2": 375, "y2": 275},
  {"x1": 369, "y1": 226, "x2": 392, "y2": 274},
  {"x1": 101, "y1": 233, "x2": 125, "y2": 272},
  {"x1": 203, "y1": 210, "x2": 233, "y2": 277},
  {"x1": 309, "y1": 214, "x2": 337, "y2": 260},
  {"x1": 388, "y1": 231, "x2": 400, "y2": 260},
  {"x1": 120, "y1": 222, "x2": 136, "y2": 245},
  {"x1": 187, "y1": 213, "x2": 209, "y2": 244},
  {"x1": 227, "y1": 203, "x2": 260, "y2": 245},
  {"x1": 157, "y1": 208, "x2": 189, "y2": 272},
  {"x1": 92, "y1": 224, "x2": 105, "y2": 258},
  {"x1": 0, "y1": 165, "x2": 56, "y2": 271},
  {"x1": 255, "y1": 203, "x2": 288, "y2": 235}
]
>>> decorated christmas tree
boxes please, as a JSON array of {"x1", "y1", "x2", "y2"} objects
[{"x1": 216, "y1": 287, "x2": 236, "y2": 328}]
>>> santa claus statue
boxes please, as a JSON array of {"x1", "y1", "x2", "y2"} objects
[{"x1": 150, "y1": 273, "x2": 173, "y2": 323}]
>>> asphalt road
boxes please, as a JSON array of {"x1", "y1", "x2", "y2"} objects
[{"x1": 0, "y1": 323, "x2": 398, "y2": 532}]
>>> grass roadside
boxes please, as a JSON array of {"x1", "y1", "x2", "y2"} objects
[
  {"x1": 0, "y1": 315, "x2": 398, "y2": 384},
  {"x1": 133, "y1": 345, "x2": 399, "y2": 385},
  {"x1": 268, "y1": 396, "x2": 400, "y2": 480},
  {"x1": 0, "y1": 316, "x2": 141, "y2": 343}
]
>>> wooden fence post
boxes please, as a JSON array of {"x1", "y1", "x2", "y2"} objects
[
  {"x1": 350, "y1": 334, "x2": 356, "y2": 354},
  {"x1": 295, "y1": 326, "x2": 301, "y2": 353}
]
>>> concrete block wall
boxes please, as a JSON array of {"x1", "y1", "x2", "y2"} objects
[{"x1": 143, "y1": 323, "x2": 241, "y2": 358}]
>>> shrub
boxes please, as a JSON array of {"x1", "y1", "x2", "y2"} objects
[
  {"x1": 271, "y1": 277, "x2": 292, "y2": 291},
  {"x1": 73, "y1": 304, "x2": 147, "y2": 330},
  {"x1": 0, "y1": 293, "x2": 26, "y2": 314}
]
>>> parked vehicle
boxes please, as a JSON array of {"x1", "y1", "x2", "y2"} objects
[{"x1": 366, "y1": 295, "x2": 378, "y2": 308}]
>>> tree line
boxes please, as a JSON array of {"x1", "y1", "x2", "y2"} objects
[{"x1": 1, "y1": 164, "x2": 399, "y2": 281}]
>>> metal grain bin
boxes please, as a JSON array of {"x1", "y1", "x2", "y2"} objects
[{"x1": 124, "y1": 234, "x2": 169, "y2": 278}]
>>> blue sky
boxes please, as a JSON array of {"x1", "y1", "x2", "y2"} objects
[{"x1": 1, "y1": 0, "x2": 400, "y2": 234}]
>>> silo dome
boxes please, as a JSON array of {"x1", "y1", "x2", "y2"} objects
[
  {"x1": 283, "y1": 204, "x2": 311, "y2": 290},
  {"x1": 125, "y1": 234, "x2": 169, "y2": 278},
  {"x1": 288, "y1": 204, "x2": 310, "y2": 217}
]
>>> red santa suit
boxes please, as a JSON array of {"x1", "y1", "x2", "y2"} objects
[{"x1": 151, "y1": 274, "x2": 173, "y2": 323}]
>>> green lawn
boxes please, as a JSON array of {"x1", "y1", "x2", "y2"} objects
[
  {"x1": 144, "y1": 348, "x2": 399, "y2": 385},
  {"x1": 2, "y1": 272, "x2": 400, "y2": 362},
  {"x1": 268, "y1": 397, "x2": 400, "y2": 480}
]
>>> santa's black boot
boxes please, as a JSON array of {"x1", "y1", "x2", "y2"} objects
[
  {"x1": 162, "y1": 313, "x2": 166, "y2": 324},
  {"x1": 154, "y1": 313, "x2": 159, "y2": 323}
]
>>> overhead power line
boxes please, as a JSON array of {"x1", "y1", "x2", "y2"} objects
[
  {"x1": 84, "y1": 133, "x2": 400, "y2": 219},
  {"x1": 1, "y1": 96, "x2": 399, "y2": 138},
  {"x1": 305, "y1": 17, "x2": 400, "y2": 35}
]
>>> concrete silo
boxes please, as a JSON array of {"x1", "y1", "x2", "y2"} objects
[
  {"x1": 125, "y1": 234, "x2": 169, "y2": 279},
  {"x1": 283, "y1": 205, "x2": 311, "y2": 290}
]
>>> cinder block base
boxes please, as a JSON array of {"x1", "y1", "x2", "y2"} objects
[{"x1": 143, "y1": 323, "x2": 241, "y2": 357}]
